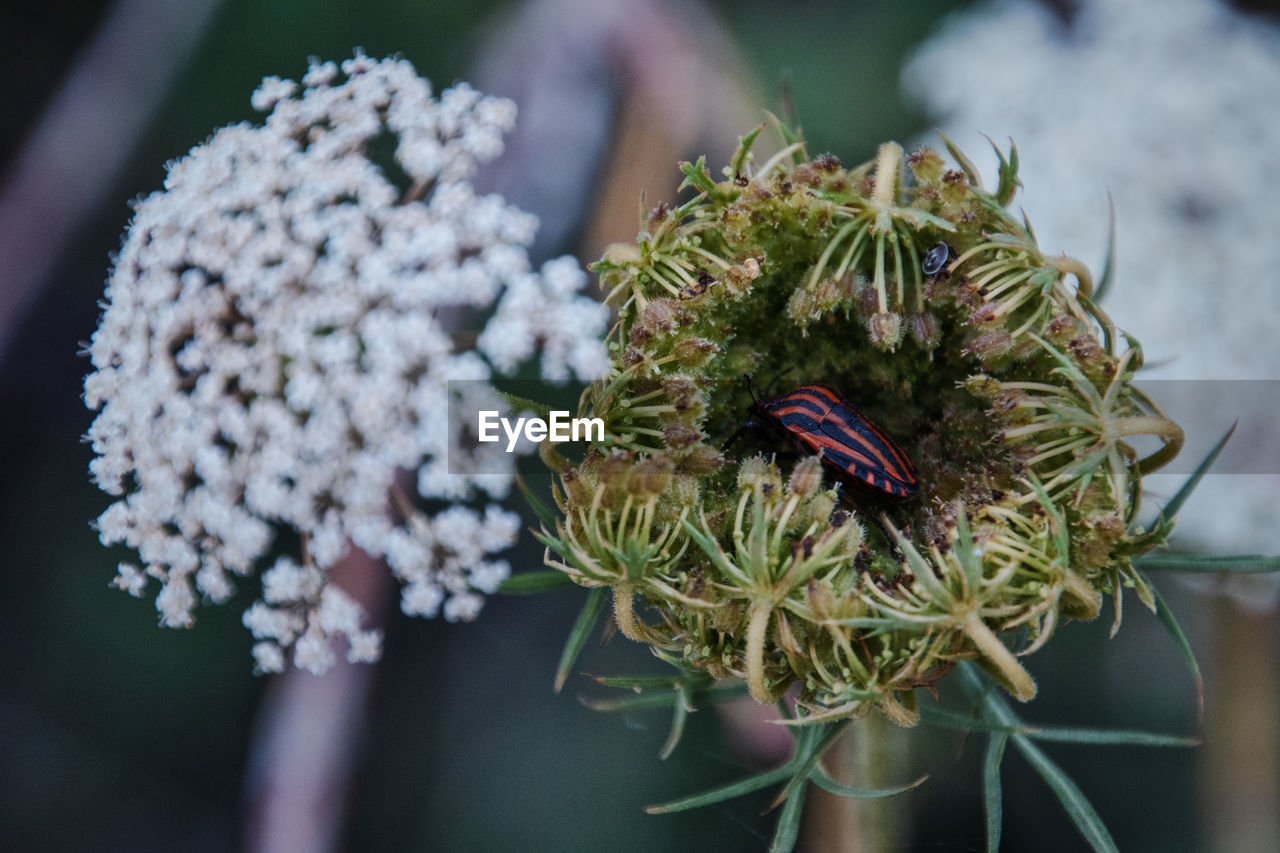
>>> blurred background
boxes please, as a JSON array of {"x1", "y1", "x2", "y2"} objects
[{"x1": 2, "y1": 0, "x2": 1278, "y2": 850}]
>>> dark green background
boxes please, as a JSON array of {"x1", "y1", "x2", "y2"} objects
[{"x1": 0, "y1": 1, "x2": 1256, "y2": 850}]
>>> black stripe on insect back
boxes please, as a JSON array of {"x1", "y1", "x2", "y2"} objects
[
  {"x1": 753, "y1": 383, "x2": 919, "y2": 498},
  {"x1": 769, "y1": 394, "x2": 826, "y2": 421}
]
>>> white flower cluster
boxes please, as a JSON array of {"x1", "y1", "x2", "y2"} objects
[
  {"x1": 84, "y1": 53, "x2": 609, "y2": 673},
  {"x1": 478, "y1": 254, "x2": 613, "y2": 382},
  {"x1": 906, "y1": 0, "x2": 1280, "y2": 568}
]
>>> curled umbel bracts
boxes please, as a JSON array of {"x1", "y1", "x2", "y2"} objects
[{"x1": 539, "y1": 129, "x2": 1183, "y2": 724}]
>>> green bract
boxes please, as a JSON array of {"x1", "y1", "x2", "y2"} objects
[{"x1": 537, "y1": 127, "x2": 1183, "y2": 723}]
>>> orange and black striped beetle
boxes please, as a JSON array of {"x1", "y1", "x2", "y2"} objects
[{"x1": 726, "y1": 382, "x2": 919, "y2": 500}]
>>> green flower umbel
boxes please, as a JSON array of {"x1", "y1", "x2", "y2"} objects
[{"x1": 538, "y1": 126, "x2": 1183, "y2": 723}]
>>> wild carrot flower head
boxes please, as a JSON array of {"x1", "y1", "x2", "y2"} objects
[
  {"x1": 539, "y1": 128, "x2": 1184, "y2": 721},
  {"x1": 83, "y1": 53, "x2": 608, "y2": 674}
]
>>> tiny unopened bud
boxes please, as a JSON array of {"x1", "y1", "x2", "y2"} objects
[
  {"x1": 964, "y1": 374, "x2": 1001, "y2": 400},
  {"x1": 834, "y1": 271, "x2": 859, "y2": 301},
  {"x1": 839, "y1": 513, "x2": 865, "y2": 552},
  {"x1": 856, "y1": 281, "x2": 880, "y2": 318},
  {"x1": 967, "y1": 303, "x2": 999, "y2": 326},
  {"x1": 667, "y1": 472, "x2": 699, "y2": 509},
  {"x1": 642, "y1": 298, "x2": 678, "y2": 335},
  {"x1": 737, "y1": 455, "x2": 781, "y2": 495},
  {"x1": 629, "y1": 454, "x2": 673, "y2": 497},
  {"x1": 805, "y1": 578, "x2": 835, "y2": 621},
  {"x1": 963, "y1": 329, "x2": 1013, "y2": 360},
  {"x1": 787, "y1": 287, "x2": 816, "y2": 323},
  {"x1": 602, "y1": 242, "x2": 641, "y2": 265},
  {"x1": 1045, "y1": 314, "x2": 1079, "y2": 347},
  {"x1": 869, "y1": 311, "x2": 903, "y2": 350},
  {"x1": 788, "y1": 456, "x2": 824, "y2": 498},
  {"x1": 909, "y1": 311, "x2": 940, "y2": 349},
  {"x1": 711, "y1": 601, "x2": 744, "y2": 633},
  {"x1": 1083, "y1": 511, "x2": 1125, "y2": 544},
  {"x1": 674, "y1": 336, "x2": 719, "y2": 367},
  {"x1": 792, "y1": 164, "x2": 821, "y2": 188},
  {"x1": 661, "y1": 374, "x2": 704, "y2": 416},
  {"x1": 940, "y1": 169, "x2": 970, "y2": 203},
  {"x1": 736, "y1": 455, "x2": 769, "y2": 491},
  {"x1": 809, "y1": 152, "x2": 839, "y2": 173},
  {"x1": 561, "y1": 468, "x2": 593, "y2": 508},
  {"x1": 663, "y1": 422, "x2": 701, "y2": 450},
  {"x1": 724, "y1": 257, "x2": 762, "y2": 297},
  {"x1": 907, "y1": 146, "x2": 945, "y2": 182},
  {"x1": 813, "y1": 276, "x2": 842, "y2": 312},
  {"x1": 645, "y1": 201, "x2": 671, "y2": 231},
  {"x1": 598, "y1": 449, "x2": 633, "y2": 507},
  {"x1": 662, "y1": 372, "x2": 696, "y2": 396},
  {"x1": 681, "y1": 444, "x2": 723, "y2": 474},
  {"x1": 806, "y1": 489, "x2": 838, "y2": 526},
  {"x1": 1067, "y1": 334, "x2": 1104, "y2": 364}
]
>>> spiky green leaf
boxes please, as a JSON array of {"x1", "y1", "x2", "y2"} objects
[
  {"x1": 1137, "y1": 553, "x2": 1280, "y2": 573},
  {"x1": 679, "y1": 156, "x2": 717, "y2": 194},
  {"x1": 768, "y1": 774, "x2": 807, "y2": 853},
  {"x1": 1011, "y1": 736, "x2": 1119, "y2": 853},
  {"x1": 490, "y1": 387, "x2": 552, "y2": 422},
  {"x1": 1094, "y1": 195, "x2": 1117, "y2": 303},
  {"x1": 646, "y1": 765, "x2": 793, "y2": 814},
  {"x1": 516, "y1": 472, "x2": 559, "y2": 529},
  {"x1": 809, "y1": 768, "x2": 927, "y2": 799},
  {"x1": 1140, "y1": 571, "x2": 1204, "y2": 717},
  {"x1": 984, "y1": 732, "x2": 1008, "y2": 853},
  {"x1": 939, "y1": 131, "x2": 982, "y2": 188},
  {"x1": 731, "y1": 123, "x2": 765, "y2": 176},
  {"x1": 554, "y1": 587, "x2": 606, "y2": 693},
  {"x1": 1134, "y1": 421, "x2": 1236, "y2": 543},
  {"x1": 498, "y1": 570, "x2": 573, "y2": 595}
]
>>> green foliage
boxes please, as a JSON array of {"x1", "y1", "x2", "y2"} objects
[{"x1": 506, "y1": 118, "x2": 1278, "y2": 850}]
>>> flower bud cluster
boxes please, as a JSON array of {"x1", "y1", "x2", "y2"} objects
[{"x1": 541, "y1": 127, "x2": 1183, "y2": 718}]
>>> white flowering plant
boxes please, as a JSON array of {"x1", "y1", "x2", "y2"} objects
[
  {"x1": 510, "y1": 113, "x2": 1280, "y2": 850},
  {"x1": 81, "y1": 37, "x2": 1280, "y2": 853},
  {"x1": 84, "y1": 53, "x2": 608, "y2": 675}
]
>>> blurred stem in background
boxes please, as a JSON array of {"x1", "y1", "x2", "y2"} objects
[
  {"x1": 1203, "y1": 599, "x2": 1279, "y2": 853},
  {"x1": 804, "y1": 712, "x2": 908, "y2": 850},
  {"x1": 0, "y1": 0, "x2": 224, "y2": 367},
  {"x1": 469, "y1": 0, "x2": 766, "y2": 259},
  {"x1": 244, "y1": 548, "x2": 392, "y2": 853}
]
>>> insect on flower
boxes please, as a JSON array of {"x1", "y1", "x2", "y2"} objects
[
  {"x1": 727, "y1": 383, "x2": 920, "y2": 500},
  {"x1": 922, "y1": 241, "x2": 953, "y2": 277}
]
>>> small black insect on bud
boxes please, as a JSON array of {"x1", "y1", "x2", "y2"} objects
[{"x1": 922, "y1": 242, "x2": 953, "y2": 277}]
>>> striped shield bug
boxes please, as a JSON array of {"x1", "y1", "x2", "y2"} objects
[{"x1": 726, "y1": 382, "x2": 919, "y2": 500}]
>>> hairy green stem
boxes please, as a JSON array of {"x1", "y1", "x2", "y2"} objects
[
  {"x1": 746, "y1": 598, "x2": 774, "y2": 703},
  {"x1": 962, "y1": 614, "x2": 1037, "y2": 701}
]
